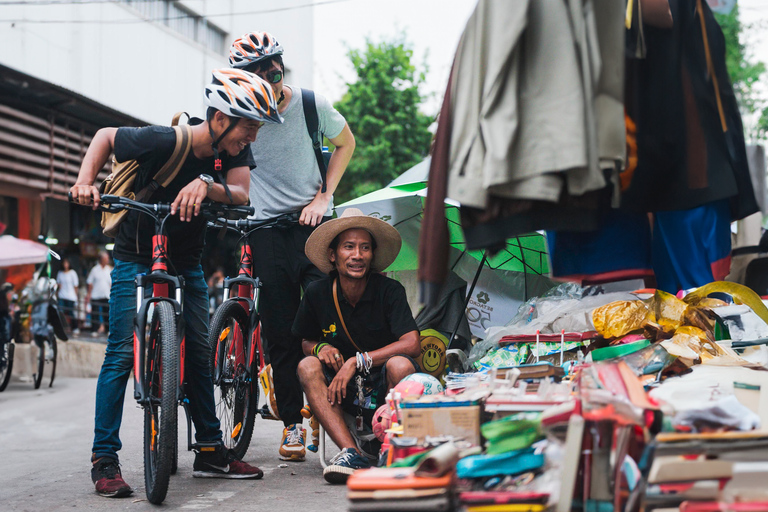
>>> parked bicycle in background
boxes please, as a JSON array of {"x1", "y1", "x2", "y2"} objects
[{"x1": 0, "y1": 238, "x2": 68, "y2": 391}]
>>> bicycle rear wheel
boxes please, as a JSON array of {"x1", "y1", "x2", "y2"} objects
[
  {"x1": 143, "y1": 301, "x2": 178, "y2": 505},
  {"x1": 208, "y1": 300, "x2": 258, "y2": 460},
  {"x1": 0, "y1": 342, "x2": 13, "y2": 392},
  {"x1": 33, "y1": 337, "x2": 45, "y2": 390}
]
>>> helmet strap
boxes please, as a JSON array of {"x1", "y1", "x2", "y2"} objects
[
  {"x1": 277, "y1": 90, "x2": 285, "y2": 105},
  {"x1": 207, "y1": 111, "x2": 240, "y2": 170},
  {"x1": 205, "y1": 110, "x2": 237, "y2": 203}
]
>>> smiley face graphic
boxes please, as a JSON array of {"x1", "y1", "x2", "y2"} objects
[
  {"x1": 419, "y1": 336, "x2": 445, "y2": 374},
  {"x1": 422, "y1": 348, "x2": 441, "y2": 372}
]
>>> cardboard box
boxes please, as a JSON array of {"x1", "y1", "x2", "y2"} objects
[{"x1": 401, "y1": 405, "x2": 481, "y2": 446}]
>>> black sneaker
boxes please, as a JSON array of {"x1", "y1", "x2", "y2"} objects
[
  {"x1": 91, "y1": 458, "x2": 133, "y2": 498},
  {"x1": 323, "y1": 448, "x2": 371, "y2": 484},
  {"x1": 192, "y1": 446, "x2": 263, "y2": 479}
]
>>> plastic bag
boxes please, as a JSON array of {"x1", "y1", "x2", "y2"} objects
[
  {"x1": 649, "y1": 290, "x2": 689, "y2": 331},
  {"x1": 591, "y1": 300, "x2": 650, "y2": 338},
  {"x1": 684, "y1": 281, "x2": 768, "y2": 327}
]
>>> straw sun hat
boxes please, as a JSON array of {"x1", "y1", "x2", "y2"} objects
[{"x1": 304, "y1": 208, "x2": 402, "y2": 274}]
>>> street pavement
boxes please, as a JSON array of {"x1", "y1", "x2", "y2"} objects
[{"x1": 0, "y1": 377, "x2": 347, "y2": 511}]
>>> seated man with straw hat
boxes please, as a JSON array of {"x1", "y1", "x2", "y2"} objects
[{"x1": 293, "y1": 208, "x2": 421, "y2": 484}]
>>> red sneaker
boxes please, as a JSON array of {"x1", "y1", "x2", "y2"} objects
[{"x1": 91, "y1": 458, "x2": 133, "y2": 498}]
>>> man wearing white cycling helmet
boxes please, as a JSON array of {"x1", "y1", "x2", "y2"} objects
[
  {"x1": 70, "y1": 69, "x2": 282, "y2": 498},
  {"x1": 229, "y1": 31, "x2": 356, "y2": 462}
]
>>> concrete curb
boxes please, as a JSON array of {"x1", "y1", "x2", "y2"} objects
[{"x1": 10, "y1": 339, "x2": 105, "y2": 382}]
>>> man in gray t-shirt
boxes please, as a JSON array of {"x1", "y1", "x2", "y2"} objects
[{"x1": 229, "y1": 31, "x2": 356, "y2": 462}]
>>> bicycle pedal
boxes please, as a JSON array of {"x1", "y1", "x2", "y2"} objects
[
  {"x1": 191, "y1": 442, "x2": 220, "y2": 453},
  {"x1": 258, "y1": 404, "x2": 280, "y2": 421}
]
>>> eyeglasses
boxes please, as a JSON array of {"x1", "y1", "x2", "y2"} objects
[{"x1": 245, "y1": 56, "x2": 283, "y2": 84}]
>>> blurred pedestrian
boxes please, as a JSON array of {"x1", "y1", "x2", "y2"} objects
[
  {"x1": 207, "y1": 267, "x2": 225, "y2": 314},
  {"x1": 86, "y1": 251, "x2": 112, "y2": 336},
  {"x1": 57, "y1": 257, "x2": 79, "y2": 333}
]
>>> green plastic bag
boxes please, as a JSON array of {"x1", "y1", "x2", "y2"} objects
[{"x1": 481, "y1": 412, "x2": 543, "y2": 455}]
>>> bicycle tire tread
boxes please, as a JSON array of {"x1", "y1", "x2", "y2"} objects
[
  {"x1": 144, "y1": 301, "x2": 178, "y2": 504},
  {"x1": 208, "y1": 300, "x2": 258, "y2": 460}
]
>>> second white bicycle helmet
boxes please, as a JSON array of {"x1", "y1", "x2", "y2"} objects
[{"x1": 229, "y1": 31, "x2": 284, "y2": 68}]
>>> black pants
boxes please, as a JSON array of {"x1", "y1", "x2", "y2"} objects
[{"x1": 250, "y1": 221, "x2": 326, "y2": 426}]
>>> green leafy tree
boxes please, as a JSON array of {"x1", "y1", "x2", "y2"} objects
[
  {"x1": 714, "y1": 7, "x2": 766, "y2": 139},
  {"x1": 332, "y1": 37, "x2": 433, "y2": 204}
]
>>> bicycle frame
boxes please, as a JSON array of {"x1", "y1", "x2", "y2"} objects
[
  {"x1": 218, "y1": 240, "x2": 265, "y2": 373},
  {"x1": 210, "y1": 214, "x2": 297, "y2": 377}
]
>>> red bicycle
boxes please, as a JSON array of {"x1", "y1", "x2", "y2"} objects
[
  {"x1": 207, "y1": 213, "x2": 298, "y2": 459},
  {"x1": 74, "y1": 193, "x2": 253, "y2": 504}
]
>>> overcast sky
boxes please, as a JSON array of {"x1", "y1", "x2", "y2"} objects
[
  {"x1": 312, "y1": 0, "x2": 476, "y2": 116},
  {"x1": 313, "y1": 0, "x2": 768, "y2": 117}
]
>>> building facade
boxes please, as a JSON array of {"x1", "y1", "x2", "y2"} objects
[{"x1": 0, "y1": 0, "x2": 314, "y2": 287}]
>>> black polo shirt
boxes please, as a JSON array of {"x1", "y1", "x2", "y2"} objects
[{"x1": 292, "y1": 271, "x2": 418, "y2": 360}]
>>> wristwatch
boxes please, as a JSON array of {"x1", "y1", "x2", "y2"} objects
[{"x1": 198, "y1": 174, "x2": 214, "y2": 192}]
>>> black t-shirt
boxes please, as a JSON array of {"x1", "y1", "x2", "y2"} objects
[
  {"x1": 112, "y1": 126, "x2": 255, "y2": 269},
  {"x1": 292, "y1": 272, "x2": 418, "y2": 360}
]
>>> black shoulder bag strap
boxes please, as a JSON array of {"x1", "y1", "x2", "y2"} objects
[{"x1": 301, "y1": 88, "x2": 328, "y2": 193}]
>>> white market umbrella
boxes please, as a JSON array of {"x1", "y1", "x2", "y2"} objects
[{"x1": 0, "y1": 235, "x2": 50, "y2": 268}]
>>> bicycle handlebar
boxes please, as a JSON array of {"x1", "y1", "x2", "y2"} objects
[
  {"x1": 207, "y1": 212, "x2": 300, "y2": 233},
  {"x1": 68, "y1": 192, "x2": 255, "y2": 219}
]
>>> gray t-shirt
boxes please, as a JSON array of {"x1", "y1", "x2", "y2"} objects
[{"x1": 248, "y1": 86, "x2": 347, "y2": 220}]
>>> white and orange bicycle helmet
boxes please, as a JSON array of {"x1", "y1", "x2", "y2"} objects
[
  {"x1": 229, "y1": 31, "x2": 284, "y2": 68},
  {"x1": 204, "y1": 68, "x2": 283, "y2": 124}
]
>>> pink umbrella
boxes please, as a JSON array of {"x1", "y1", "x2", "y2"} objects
[{"x1": 0, "y1": 235, "x2": 50, "y2": 268}]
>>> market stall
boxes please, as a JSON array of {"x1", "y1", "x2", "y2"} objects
[{"x1": 339, "y1": 281, "x2": 768, "y2": 512}]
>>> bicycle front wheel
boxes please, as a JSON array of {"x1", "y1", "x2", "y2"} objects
[
  {"x1": 209, "y1": 300, "x2": 257, "y2": 460},
  {"x1": 33, "y1": 337, "x2": 45, "y2": 390},
  {"x1": 0, "y1": 342, "x2": 14, "y2": 392},
  {"x1": 143, "y1": 301, "x2": 178, "y2": 505},
  {"x1": 48, "y1": 337, "x2": 58, "y2": 388}
]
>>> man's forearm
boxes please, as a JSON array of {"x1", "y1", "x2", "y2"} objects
[
  {"x1": 207, "y1": 182, "x2": 248, "y2": 205},
  {"x1": 75, "y1": 128, "x2": 117, "y2": 186},
  {"x1": 366, "y1": 331, "x2": 421, "y2": 367},
  {"x1": 319, "y1": 144, "x2": 353, "y2": 198},
  {"x1": 317, "y1": 124, "x2": 355, "y2": 200},
  {"x1": 301, "y1": 339, "x2": 319, "y2": 357}
]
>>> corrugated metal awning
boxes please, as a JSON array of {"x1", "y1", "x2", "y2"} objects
[{"x1": 0, "y1": 64, "x2": 146, "y2": 199}]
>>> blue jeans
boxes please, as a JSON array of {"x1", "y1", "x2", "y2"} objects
[{"x1": 92, "y1": 259, "x2": 222, "y2": 461}]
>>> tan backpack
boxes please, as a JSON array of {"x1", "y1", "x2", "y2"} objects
[{"x1": 99, "y1": 113, "x2": 193, "y2": 237}]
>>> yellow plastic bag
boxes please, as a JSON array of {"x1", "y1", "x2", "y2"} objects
[
  {"x1": 684, "y1": 281, "x2": 768, "y2": 326},
  {"x1": 648, "y1": 290, "x2": 689, "y2": 332},
  {"x1": 592, "y1": 300, "x2": 650, "y2": 338}
]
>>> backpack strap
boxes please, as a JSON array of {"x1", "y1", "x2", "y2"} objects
[
  {"x1": 171, "y1": 111, "x2": 189, "y2": 127},
  {"x1": 135, "y1": 124, "x2": 193, "y2": 202},
  {"x1": 301, "y1": 88, "x2": 328, "y2": 193}
]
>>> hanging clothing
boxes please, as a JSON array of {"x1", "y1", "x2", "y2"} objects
[
  {"x1": 546, "y1": 209, "x2": 653, "y2": 280},
  {"x1": 419, "y1": 0, "x2": 626, "y2": 302},
  {"x1": 446, "y1": 0, "x2": 624, "y2": 209},
  {"x1": 623, "y1": 0, "x2": 758, "y2": 220},
  {"x1": 652, "y1": 199, "x2": 732, "y2": 294}
]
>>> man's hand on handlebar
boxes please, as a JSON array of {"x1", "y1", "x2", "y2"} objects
[
  {"x1": 70, "y1": 184, "x2": 101, "y2": 210},
  {"x1": 171, "y1": 179, "x2": 208, "y2": 222}
]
